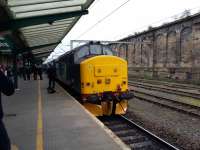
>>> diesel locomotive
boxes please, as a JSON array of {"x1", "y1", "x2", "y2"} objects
[{"x1": 55, "y1": 42, "x2": 133, "y2": 116}]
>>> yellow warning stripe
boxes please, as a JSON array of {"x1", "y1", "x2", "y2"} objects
[
  {"x1": 11, "y1": 144, "x2": 19, "y2": 150},
  {"x1": 36, "y1": 80, "x2": 43, "y2": 150}
]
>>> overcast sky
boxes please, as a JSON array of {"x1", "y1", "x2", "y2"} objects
[{"x1": 46, "y1": 0, "x2": 200, "y2": 62}]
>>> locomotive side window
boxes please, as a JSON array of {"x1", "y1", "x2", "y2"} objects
[{"x1": 90, "y1": 44, "x2": 102, "y2": 55}]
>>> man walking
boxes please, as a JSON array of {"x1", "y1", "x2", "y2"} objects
[{"x1": 0, "y1": 70, "x2": 15, "y2": 150}]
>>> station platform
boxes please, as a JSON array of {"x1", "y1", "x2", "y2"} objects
[{"x1": 2, "y1": 78, "x2": 129, "y2": 150}]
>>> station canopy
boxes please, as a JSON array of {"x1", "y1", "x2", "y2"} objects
[{"x1": 0, "y1": 0, "x2": 94, "y2": 59}]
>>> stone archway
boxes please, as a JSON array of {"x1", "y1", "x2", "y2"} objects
[
  {"x1": 155, "y1": 34, "x2": 166, "y2": 66},
  {"x1": 167, "y1": 31, "x2": 177, "y2": 67},
  {"x1": 180, "y1": 27, "x2": 192, "y2": 66}
]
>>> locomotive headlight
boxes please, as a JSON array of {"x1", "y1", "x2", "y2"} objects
[
  {"x1": 81, "y1": 83, "x2": 84, "y2": 88},
  {"x1": 105, "y1": 78, "x2": 111, "y2": 84},
  {"x1": 97, "y1": 79, "x2": 102, "y2": 84},
  {"x1": 86, "y1": 82, "x2": 90, "y2": 86},
  {"x1": 122, "y1": 81, "x2": 126, "y2": 85}
]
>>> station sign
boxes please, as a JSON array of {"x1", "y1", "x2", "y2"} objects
[
  {"x1": 0, "y1": 36, "x2": 10, "y2": 49},
  {"x1": 0, "y1": 36, "x2": 12, "y2": 53}
]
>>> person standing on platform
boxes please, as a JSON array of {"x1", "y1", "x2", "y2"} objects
[
  {"x1": 33, "y1": 64, "x2": 38, "y2": 80},
  {"x1": 0, "y1": 65, "x2": 5, "y2": 75},
  {"x1": 22, "y1": 66, "x2": 27, "y2": 80},
  {"x1": 26, "y1": 66, "x2": 31, "y2": 80},
  {"x1": 6, "y1": 66, "x2": 13, "y2": 83},
  {"x1": 37, "y1": 64, "x2": 43, "y2": 80},
  {"x1": 47, "y1": 64, "x2": 56, "y2": 93},
  {"x1": 0, "y1": 69, "x2": 14, "y2": 150}
]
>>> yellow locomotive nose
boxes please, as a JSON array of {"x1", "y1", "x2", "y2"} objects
[
  {"x1": 80, "y1": 55, "x2": 128, "y2": 94},
  {"x1": 79, "y1": 55, "x2": 129, "y2": 116}
]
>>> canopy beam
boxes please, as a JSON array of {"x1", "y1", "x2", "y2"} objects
[{"x1": 0, "y1": 10, "x2": 88, "y2": 32}]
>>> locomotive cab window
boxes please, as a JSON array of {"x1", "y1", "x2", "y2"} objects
[
  {"x1": 74, "y1": 46, "x2": 89, "y2": 63},
  {"x1": 102, "y1": 46, "x2": 115, "y2": 55},
  {"x1": 90, "y1": 44, "x2": 102, "y2": 55}
]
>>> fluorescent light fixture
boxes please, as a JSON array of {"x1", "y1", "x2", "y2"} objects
[
  {"x1": 8, "y1": 0, "x2": 86, "y2": 7},
  {"x1": 10, "y1": 0, "x2": 86, "y2": 13},
  {"x1": 15, "y1": 6, "x2": 82, "y2": 19}
]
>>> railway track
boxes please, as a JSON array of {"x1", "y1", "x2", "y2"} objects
[
  {"x1": 129, "y1": 86, "x2": 200, "y2": 118},
  {"x1": 129, "y1": 78, "x2": 200, "y2": 91},
  {"x1": 98, "y1": 115, "x2": 179, "y2": 150},
  {"x1": 129, "y1": 81, "x2": 200, "y2": 100}
]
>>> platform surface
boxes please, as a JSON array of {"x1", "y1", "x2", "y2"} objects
[{"x1": 2, "y1": 78, "x2": 126, "y2": 150}]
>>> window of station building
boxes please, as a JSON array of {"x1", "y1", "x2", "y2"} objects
[{"x1": 90, "y1": 44, "x2": 102, "y2": 55}]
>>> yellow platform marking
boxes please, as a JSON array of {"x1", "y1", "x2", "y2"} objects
[
  {"x1": 36, "y1": 80, "x2": 43, "y2": 150},
  {"x1": 11, "y1": 144, "x2": 19, "y2": 150}
]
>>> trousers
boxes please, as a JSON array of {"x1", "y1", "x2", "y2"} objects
[
  {"x1": 0, "y1": 120, "x2": 10, "y2": 150},
  {"x1": 48, "y1": 78, "x2": 55, "y2": 89}
]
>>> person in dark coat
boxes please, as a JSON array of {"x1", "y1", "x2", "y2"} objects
[
  {"x1": 21, "y1": 66, "x2": 27, "y2": 80},
  {"x1": 47, "y1": 64, "x2": 56, "y2": 93},
  {"x1": 6, "y1": 66, "x2": 13, "y2": 82},
  {"x1": 0, "y1": 70, "x2": 15, "y2": 150},
  {"x1": 37, "y1": 64, "x2": 43, "y2": 80},
  {"x1": 33, "y1": 64, "x2": 38, "y2": 80},
  {"x1": 26, "y1": 66, "x2": 31, "y2": 80}
]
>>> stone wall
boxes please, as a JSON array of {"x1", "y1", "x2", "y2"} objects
[{"x1": 111, "y1": 13, "x2": 200, "y2": 82}]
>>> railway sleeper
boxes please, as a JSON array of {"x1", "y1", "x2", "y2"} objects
[
  {"x1": 101, "y1": 120, "x2": 121, "y2": 126},
  {"x1": 107, "y1": 124, "x2": 132, "y2": 131},
  {"x1": 115, "y1": 129, "x2": 139, "y2": 137},
  {"x1": 129, "y1": 141, "x2": 156, "y2": 150},
  {"x1": 103, "y1": 121, "x2": 121, "y2": 125},
  {"x1": 121, "y1": 135, "x2": 148, "y2": 144}
]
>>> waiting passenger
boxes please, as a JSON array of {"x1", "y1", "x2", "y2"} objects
[
  {"x1": 25, "y1": 66, "x2": 31, "y2": 80},
  {"x1": 37, "y1": 64, "x2": 43, "y2": 80},
  {"x1": 32, "y1": 64, "x2": 38, "y2": 80},
  {"x1": 6, "y1": 66, "x2": 13, "y2": 82},
  {"x1": 47, "y1": 64, "x2": 56, "y2": 93},
  {"x1": 0, "y1": 69, "x2": 15, "y2": 150},
  {"x1": 21, "y1": 66, "x2": 27, "y2": 80}
]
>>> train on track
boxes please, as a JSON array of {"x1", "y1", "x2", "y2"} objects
[{"x1": 55, "y1": 42, "x2": 133, "y2": 116}]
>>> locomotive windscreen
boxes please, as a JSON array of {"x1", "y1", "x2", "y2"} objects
[
  {"x1": 90, "y1": 44, "x2": 115, "y2": 56},
  {"x1": 74, "y1": 43, "x2": 116, "y2": 63}
]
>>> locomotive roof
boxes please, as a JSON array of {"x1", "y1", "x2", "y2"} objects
[{"x1": 57, "y1": 42, "x2": 104, "y2": 61}]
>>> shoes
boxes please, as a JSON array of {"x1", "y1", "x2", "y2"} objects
[{"x1": 47, "y1": 87, "x2": 56, "y2": 93}]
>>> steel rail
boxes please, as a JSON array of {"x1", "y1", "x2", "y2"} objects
[
  {"x1": 131, "y1": 90, "x2": 200, "y2": 118},
  {"x1": 129, "y1": 81, "x2": 200, "y2": 99},
  {"x1": 120, "y1": 115, "x2": 179, "y2": 150},
  {"x1": 99, "y1": 115, "x2": 179, "y2": 150},
  {"x1": 128, "y1": 77, "x2": 200, "y2": 90}
]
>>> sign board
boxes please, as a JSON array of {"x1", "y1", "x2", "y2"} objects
[
  {"x1": 0, "y1": 36, "x2": 10, "y2": 49},
  {"x1": 0, "y1": 36, "x2": 12, "y2": 53}
]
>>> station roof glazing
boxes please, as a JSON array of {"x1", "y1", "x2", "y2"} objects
[{"x1": 1, "y1": 0, "x2": 94, "y2": 59}]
